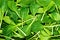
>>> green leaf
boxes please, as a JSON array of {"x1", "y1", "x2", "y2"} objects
[
  {"x1": 37, "y1": 8, "x2": 44, "y2": 13},
  {"x1": 8, "y1": 1, "x2": 20, "y2": 18},
  {"x1": 31, "y1": 21, "x2": 43, "y2": 33},
  {"x1": 7, "y1": 10, "x2": 18, "y2": 23},
  {"x1": 3, "y1": 16, "x2": 15, "y2": 25},
  {"x1": 0, "y1": 0, "x2": 7, "y2": 27},
  {"x1": 8, "y1": 1, "x2": 17, "y2": 12},
  {"x1": 58, "y1": 26, "x2": 60, "y2": 33},
  {"x1": 53, "y1": 27, "x2": 59, "y2": 35},
  {"x1": 13, "y1": 31, "x2": 25, "y2": 38},
  {"x1": 44, "y1": 28, "x2": 51, "y2": 35},
  {"x1": 49, "y1": 12, "x2": 60, "y2": 21},
  {"x1": 0, "y1": 0, "x2": 3, "y2": 7},
  {"x1": 0, "y1": 0, "x2": 60, "y2": 40},
  {"x1": 25, "y1": 17, "x2": 36, "y2": 36},
  {"x1": 17, "y1": 0, "x2": 21, "y2": 3},
  {"x1": 0, "y1": 38, "x2": 5, "y2": 40},
  {"x1": 53, "y1": 0, "x2": 60, "y2": 6},
  {"x1": 53, "y1": 0, "x2": 60, "y2": 10},
  {"x1": 40, "y1": 34, "x2": 50, "y2": 40},
  {"x1": 21, "y1": 17, "x2": 36, "y2": 36},
  {"x1": 42, "y1": 15, "x2": 54, "y2": 23},
  {"x1": 20, "y1": 7, "x2": 29, "y2": 20},
  {"x1": 20, "y1": 0, "x2": 32, "y2": 7},
  {"x1": 44, "y1": 1, "x2": 54, "y2": 12},
  {"x1": 41, "y1": 30, "x2": 49, "y2": 36},
  {"x1": 49, "y1": 5, "x2": 55, "y2": 12},
  {"x1": 30, "y1": 1, "x2": 40, "y2": 15},
  {"x1": 0, "y1": 0, "x2": 7, "y2": 8},
  {"x1": 19, "y1": 25, "x2": 30, "y2": 37},
  {"x1": 36, "y1": 0, "x2": 51, "y2": 7},
  {"x1": 3, "y1": 25, "x2": 16, "y2": 37},
  {"x1": 40, "y1": 30, "x2": 50, "y2": 40}
]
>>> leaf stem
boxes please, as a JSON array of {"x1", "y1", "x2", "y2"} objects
[
  {"x1": 29, "y1": 31, "x2": 40, "y2": 40},
  {"x1": 41, "y1": 11, "x2": 46, "y2": 21},
  {"x1": 0, "y1": 35, "x2": 14, "y2": 40},
  {"x1": 13, "y1": 31, "x2": 24, "y2": 38},
  {"x1": 44, "y1": 24, "x2": 60, "y2": 27},
  {"x1": 55, "y1": 5, "x2": 59, "y2": 13},
  {"x1": 17, "y1": 27, "x2": 27, "y2": 36},
  {"x1": 16, "y1": 12, "x2": 21, "y2": 18},
  {"x1": 51, "y1": 35, "x2": 60, "y2": 37}
]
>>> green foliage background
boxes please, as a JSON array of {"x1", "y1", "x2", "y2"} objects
[{"x1": 0, "y1": 0, "x2": 60, "y2": 40}]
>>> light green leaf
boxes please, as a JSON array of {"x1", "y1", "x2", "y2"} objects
[
  {"x1": 37, "y1": 8, "x2": 44, "y2": 13},
  {"x1": 41, "y1": 30, "x2": 49, "y2": 36},
  {"x1": 3, "y1": 16, "x2": 15, "y2": 25},
  {"x1": 44, "y1": 28, "x2": 51, "y2": 35},
  {"x1": 0, "y1": 0, "x2": 6, "y2": 27},
  {"x1": 40, "y1": 34, "x2": 50, "y2": 40},
  {"x1": 49, "y1": 12, "x2": 60, "y2": 21}
]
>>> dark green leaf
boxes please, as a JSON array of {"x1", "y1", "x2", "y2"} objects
[
  {"x1": 30, "y1": 1, "x2": 40, "y2": 15},
  {"x1": 3, "y1": 25, "x2": 16, "y2": 37},
  {"x1": 20, "y1": 7, "x2": 29, "y2": 20}
]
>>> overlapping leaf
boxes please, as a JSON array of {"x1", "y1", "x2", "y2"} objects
[{"x1": 0, "y1": 0, "x2": 60, "y2": 40}]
